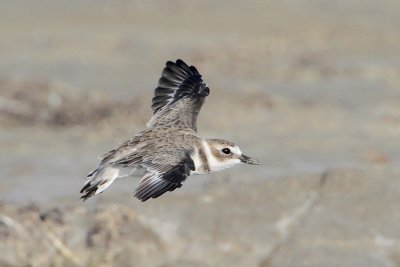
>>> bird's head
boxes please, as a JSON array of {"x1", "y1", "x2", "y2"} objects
[{"x1": 205, "y1": 139, "x2": 260, "y2": 172}]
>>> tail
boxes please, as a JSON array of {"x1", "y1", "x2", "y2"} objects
[{"x1": 80, "y1": 166, "x2": 120, "y2": 201}]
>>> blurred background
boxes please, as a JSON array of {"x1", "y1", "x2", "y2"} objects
[{"x1": 1, "y1": 0, "x2": 400, "y2": 266}]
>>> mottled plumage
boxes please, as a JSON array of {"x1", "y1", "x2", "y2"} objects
[{"x1": 80, "y1": 59, "x2": 259, "y2": 201}]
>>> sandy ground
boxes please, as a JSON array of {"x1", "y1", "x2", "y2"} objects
[{"x1": 1, "y1": 1, "x2": 400, "y2": 266}]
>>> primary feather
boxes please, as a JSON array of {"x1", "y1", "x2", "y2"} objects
[{"x1": 147, "y1": 59, "x2": 209, "y2": 131}]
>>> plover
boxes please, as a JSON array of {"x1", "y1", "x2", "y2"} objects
[{"x1": 80, "y1": 59, "x2": 259, "y2": 201}]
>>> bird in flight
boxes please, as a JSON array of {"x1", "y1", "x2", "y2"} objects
[{"x1": 80, "y1": 59, "x2": 260, "y2": 201}]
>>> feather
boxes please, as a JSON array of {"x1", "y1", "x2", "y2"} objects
[
  {"x1": 148, "y1": 59, "x2": 209, "y2": 124},
  {"x1": 134, "y1": 155, "x2": 195, "y2": 201}
]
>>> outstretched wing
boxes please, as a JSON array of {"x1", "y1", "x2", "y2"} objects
[
  {"x1": 107, "y1": 137, "x2": 195, "y2": 201},
  {"x1": 147, "y1": 59, "x2": 210, "y2": 131},
  {"x1": 134, "y1": 156, "x2": 195, "y2": 201}
]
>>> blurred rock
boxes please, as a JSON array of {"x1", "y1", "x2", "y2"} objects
[{"x1": 0, "y1": 79, "x2": 148, "y2": 128}]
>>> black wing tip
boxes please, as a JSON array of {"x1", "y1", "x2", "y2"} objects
[
  {"x1": 152, "y1": 59, "x2": 208, "y2": 114},
  {"x1": 135, "y1": 192, "x2": 151, "y2": 202},
  {"x1": 167, "y1": 59, "x2": 189, "y2": 68},
  {"x1": 134, "y1": 179, "x2": 179, "y2": 202},
  {"x1": 163, "y1": 59, "x2": 200, "y2": 80},
  {"x1": 134, "y1": 158, "x2": 194, "y2": 202}
]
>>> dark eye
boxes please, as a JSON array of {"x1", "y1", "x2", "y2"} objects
[{"x1": 222, "y1": 148, "x2": 231, "y2": 154}]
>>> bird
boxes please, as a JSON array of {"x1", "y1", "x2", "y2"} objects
[{"x1": 80, "y1": 59, "x2": 260, "y2": 201}]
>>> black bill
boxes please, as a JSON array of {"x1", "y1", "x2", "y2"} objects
[{"x1": 239, "y1": 154, "x2": 260, "y2": 165}]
